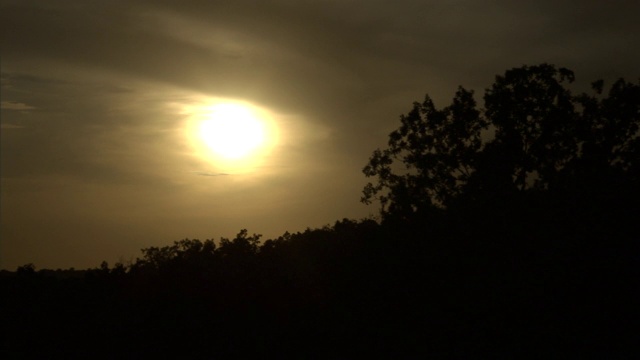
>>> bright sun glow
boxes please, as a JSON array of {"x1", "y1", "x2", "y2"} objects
[
  {"x1": 199, "y1": 104, "x2": 265, "y2": 159},
  {"x1": 184, "y1": 99, "x2": 279, "y2": 173}
]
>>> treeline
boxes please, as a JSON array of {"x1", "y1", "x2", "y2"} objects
[
  {"x1": 2, "y1": 214, "x2": 635, "y2": 357},
  {"x1": 2, "y1": 64, "x2": 638, "y2": 358}
]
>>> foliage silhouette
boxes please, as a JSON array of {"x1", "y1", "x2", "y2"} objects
[{"x1": 362, "y1": 63, "x2": 640, "y2": 220}]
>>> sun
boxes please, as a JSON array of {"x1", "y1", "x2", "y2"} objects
[
  {"x1": 199, "y1": 104, "x2": 265, "y2": 159},
  {"x1": 183, "y1": 100, "x2": 279, "y2": 173}
]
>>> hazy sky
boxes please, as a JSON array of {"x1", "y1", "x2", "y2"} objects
[{"x1": 2, "y1": 0, "x2": 639, "y2": 269}]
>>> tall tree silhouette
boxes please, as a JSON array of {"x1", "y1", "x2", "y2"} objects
[
  {"x1": 483, "y1": 64, "x2": 577, "y2": 191},
  {"x1": 362, "y1": 64, "x2": 640, "y2": 220},
  {"x1": 362, "y1": 87, "x2": 487, "y2": 219}
]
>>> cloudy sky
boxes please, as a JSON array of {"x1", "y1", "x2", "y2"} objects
[{"x1": 2, "y1": 0, "x2": 639, "y2": 270}]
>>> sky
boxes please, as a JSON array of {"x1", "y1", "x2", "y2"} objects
[{"x1": 2, "y1": 0, "x2": 639, "y2": 270}]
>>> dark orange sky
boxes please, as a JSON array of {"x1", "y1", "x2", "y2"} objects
[{"x1": 2, "y1": 0, "x2": 640, "y2": 270}]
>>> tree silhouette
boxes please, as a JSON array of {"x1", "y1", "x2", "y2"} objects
[
  {"x1": 218, "y1": 229, "x2": 261, "y2": 258},
  {"x1": 362, "y1": 87, "x2": 487, "y2": 220},
  {"x1": 16, "y1": 263, "x2": 36, "y2": 275},
  {"x1": 362, "y1": 63, "x2": 640, "y2": 220},
  {"x1": 483, "y1": 64, "x2": 577, "y2": 191}
]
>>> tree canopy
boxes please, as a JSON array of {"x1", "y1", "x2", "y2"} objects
[{"x1": 362, "y1": 64, "x2": 640, "y2": 220}]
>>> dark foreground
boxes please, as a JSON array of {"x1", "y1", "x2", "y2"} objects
[{"x1": 2, "y1": 204, "x2": 637, "y2": 358}]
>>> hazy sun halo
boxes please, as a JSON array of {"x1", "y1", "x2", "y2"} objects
[
  {"x1": 199, "y1": 104, "x2": 265, "y2": 159},
  {"x1": 183, "y1": 99, "x2": 280, "y2": 173}
]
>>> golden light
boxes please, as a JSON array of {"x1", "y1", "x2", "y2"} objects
[
  {"x1": 199, "y1": 104, "x2": 265, "y2": 159},
  {"x1": 184, "y1": 99, "x2": 279, "y2": 173}
]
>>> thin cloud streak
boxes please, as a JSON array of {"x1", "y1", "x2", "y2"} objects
[
  {"x1": 1, "y1": 101, "x2": 35, "y2": 110},
  {"x1": 192, "y1": 171, "x2": 230, "y2": 177}
]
